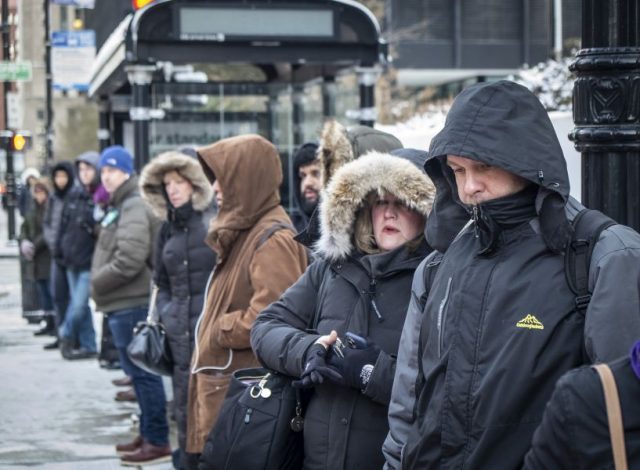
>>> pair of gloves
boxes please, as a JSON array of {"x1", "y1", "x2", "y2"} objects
[{"x1": 293, "y1": 333, "x2": 380, "y2": 391}]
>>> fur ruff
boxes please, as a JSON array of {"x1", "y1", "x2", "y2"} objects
[
  {"x1": 318, "y1": 120, "x2": 355, "y2": 186},
  {"x1": 316, "y1": 151, "x2": 435, "y2": 261},
  {"x1": 140, "y1": 151, "x2": 213, "y2": 220}
]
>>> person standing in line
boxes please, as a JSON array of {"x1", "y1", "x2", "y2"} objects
[
  {"x1": 249, "y1": 150, "x2": 435, "y2": 470},
  {"x1": 20, "y1": 178, "x2": 55, "y2": 324},
  {"x1": 290, "y1": 142, "x2": 321, "y2": 233},
  {"x1": 140, "y1": 150, "x2": 216, "y2": 470},
  {"x1": 90, "y1": 146, "x2": 170, "y2": 466},
  {"x1": 383, "y1": 80, "x2": 640, "y2": 469},
  {"x1": 42, "y1": 161, "x2": 75, "y2": 350},
  {"x1": 185, "y1": 134, "x2": 308, "y2": 460},
  {"x1": 56, "y1": 151, "x2": 102, "y2": 360},
  {"x1": 18, "y1": 167, "x2": 41, "y2": 217}
]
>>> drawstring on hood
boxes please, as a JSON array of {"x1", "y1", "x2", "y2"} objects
[{"x1": 425, "y1": 80, "x2": 573, "y2": 254}]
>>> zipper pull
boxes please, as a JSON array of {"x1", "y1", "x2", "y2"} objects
[
  {"x1": 244, "y1": 408, "x2": 253, "y2": 424},
  {"x1": 371, "y1": 298, "x2": 384, "y2": 322},
  {"x1": 472, "y1": 205, "x2": 479, "y2": 238}
]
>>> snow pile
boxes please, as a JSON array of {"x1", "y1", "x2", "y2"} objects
[{"x1": 509, "y1": 57, "x2": 576, "y2": 111}]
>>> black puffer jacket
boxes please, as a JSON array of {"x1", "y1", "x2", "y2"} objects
[
  {"x1": 251, "y1": 151, "x2": 435, "y2": 470},
  {"x1": 524, "y1": 353, "x2": 640, "y2": 469},
  {"x1": 57, "y1": 152, "x2": 100, "y2": 270},
  {"x1": 43, "y1": 161, "x2": 75, "y2": 259},
  {"x1": 140, "y1": 151, "x2": 216, "y2": 453}
]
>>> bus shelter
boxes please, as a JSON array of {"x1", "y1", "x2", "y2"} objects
[{"x1": 88, "y1": 0, "x2": 385, "y2": 210}]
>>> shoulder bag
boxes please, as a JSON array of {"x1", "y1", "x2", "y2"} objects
[{"x1": 126, "y1": 285, "x2": 173, "y2": 376}]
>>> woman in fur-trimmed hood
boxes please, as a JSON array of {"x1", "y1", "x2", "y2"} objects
[
  {"x1": 294, "y1": 119, "x2": 403, "y2": 248},
  {"x1": 251, "y1": 150, "x2": 435, "y2": 470},
  {"x1": 140, "y1": 150, "x2": 217, "y2": 468}
]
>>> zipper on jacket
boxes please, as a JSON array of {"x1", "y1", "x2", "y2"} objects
[
  {"x1": 244, "y1": 408, "x2": 253, "y2": 424},
  {"x1": 472, "y1": 206, "x2": 479, "y2": 238},
  {"x1": 369, "y1": 278, "x2": 384, "y2": 322},
  {"x1": 437, "y1": 277, "x2": 453, "y2": 357}
]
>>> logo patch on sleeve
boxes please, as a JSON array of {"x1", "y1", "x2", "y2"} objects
[{"x1": 516, "y1": 314, "x2": 544, "y2": 330}]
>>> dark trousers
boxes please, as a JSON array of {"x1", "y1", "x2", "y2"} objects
[
  {"x1": 50, "y1": 261, "x2": 69, "y2": 337},
  {"x1": 108, "y1": 307, "x2": 169, "y2": 446},
  {"x1": 35, "y1": 279, "x2": 54, "y2": 311}
]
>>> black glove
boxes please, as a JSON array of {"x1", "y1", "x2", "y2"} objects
[
  {"x1": 292, "y1": 343, "x2": 343, "y2": 389},
  {"x1": 326, "y1": 336, "x2": 381, "y2": 390}
]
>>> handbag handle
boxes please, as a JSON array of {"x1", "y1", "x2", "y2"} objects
[
  {"x1": 593, "y1": 363, "x2": 628, "y2": 470},
  {"x1": 146, "y1": 284, "x2": 160, "y2": 324}
]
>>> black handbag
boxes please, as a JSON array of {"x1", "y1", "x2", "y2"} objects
[
  {"x1": 126, "y1": 285, "x2": 173, "y2": 376},
  {"x1": 199, "y1": 368, "x2": 305, "y2": 470}
]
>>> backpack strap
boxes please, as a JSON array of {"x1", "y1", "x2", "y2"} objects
[
  {"x1": 593, "y1": 364, "x2": 628, "y2": 470},
  {"x1": 256, "y1": 222, "x2": 296, "y2": 250},
  {"x1": 564, "y1": 209, "x2": 616, "y2": 313}
]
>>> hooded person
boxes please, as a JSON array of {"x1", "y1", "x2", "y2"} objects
[
  {"x1": 383, "y1": 80, "x2": 640, "y2": 469},
  {"x1": 290, "y1": 142, "x2": 320, "y2": 233},
  {"x1": 249, "y1": 150, "x2": 435, "y2": 470},
  {"x1": 42, "y1": 160, "x2": 75, "y2": 350},
  {"x1": 139, "y1": 150, "x2": 217, "y2": 469},
  {"x1": 294, "y1": 120, "x2": 404, "y2": 249},
  {"x1": 18, "y1": 167, "x2": 41, "y2": 217},
  {"x1": 55, "y1": 151, "x2": 102, "y2": 360},
  {"x1": 186, "y1": 134, "x2": 308, "y2": 456}
]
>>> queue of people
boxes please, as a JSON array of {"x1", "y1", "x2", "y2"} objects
[{"x1": 15, "y1": 80, "x2": 640, "y2": 469}]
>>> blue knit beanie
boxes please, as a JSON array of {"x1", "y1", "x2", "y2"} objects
[{"x1": 99, "y1": 146, "x2": 133, "y2": 175}]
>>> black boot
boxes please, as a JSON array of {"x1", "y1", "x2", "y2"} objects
[
  {"x1": 34, "y1": 315, "x2": 56, "y2": 336},
  {"x1": 59, "y1": 338, "x2": 74, "y2": 359},
  {"x1": 43, "y1": 339, "x2": 59, "y2": 350}
]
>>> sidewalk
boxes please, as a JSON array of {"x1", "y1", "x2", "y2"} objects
[{"x1": 0, "y1": 255, "x2": 175, "y2": 469}]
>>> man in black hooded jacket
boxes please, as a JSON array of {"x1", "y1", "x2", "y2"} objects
[{"x1": 383, "y1": 80, "x2": 640, "y2": 469}]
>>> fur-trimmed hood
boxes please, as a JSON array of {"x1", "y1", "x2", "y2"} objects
[
  {"x1": 318, "y1": 120, "x2": 403, "y2": 186},
  {"x1": 140, "y1": 151, "x2": 213, "y2": 220},
  {"x1": 316, "y1": 151, "x2": 435, "y2": 261},
  {"x1": 21, "y1": 167, "x2": 41, "y2": 185}
]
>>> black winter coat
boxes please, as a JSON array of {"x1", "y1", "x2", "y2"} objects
[
  {"x1": 20, "y1": 203, "x2": 51, "y2": 281},
  {"x1": 524, "y1": 355, "x2": 640, "y2": 469},
  {"x1": 57, "y1": 185, "x2": 96, "y2": 270},
  {"x1": 154, "y1": 203, "x2": 216, "y2": 452},
  {"x1": 251, "y1": 241, "x2": 431, "y2": 470}
]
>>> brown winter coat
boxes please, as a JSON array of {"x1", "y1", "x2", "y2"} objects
[{"x1": 186, "y1": 134, "x2": 307, "y2": 453}]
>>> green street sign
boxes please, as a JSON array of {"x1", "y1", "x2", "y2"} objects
[{"x1": 0, "y1": 62, "x2": 33, "y2": 82}]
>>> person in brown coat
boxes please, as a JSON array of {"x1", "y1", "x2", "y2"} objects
[{"x1": 186, "y1": 134, "x2": 308, "y2": 457}]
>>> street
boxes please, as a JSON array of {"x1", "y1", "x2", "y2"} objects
[{"x1": 0, "y1": 254, "x2": 175, "y2": 469}]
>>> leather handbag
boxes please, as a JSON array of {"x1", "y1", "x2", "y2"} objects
[
  {"x1": 593, "y1": 363, "x2": 628, "y2": 470},
  {"x1": 126, "y1": 285, "x2": 173, "y2": 376}
]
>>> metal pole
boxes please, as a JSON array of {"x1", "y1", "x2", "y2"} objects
[
  {"x1": 44, "y1": 0, "x2": 53, "y2": 165},
  {"x1": 570, "y1": 0, "x2": 640, "y2": 230},
  {"x1": 126, "y1": 65, "x2": 155, "y2": 171},
  {"x1": 322, "y1": 77, "x2": 336, "y2": 119},
  {"x1": 97, "y1": 97, "x2": 111, "y2": 151},
  {"x1": 2, "y1": 0, "x2": 16, "y2": 240},
  {"x1": 357, "y1": 67, "x2": 378, "y2": 127},
  {"x1": 554, "y1": 0, "x2": 563, "y2": 61}
]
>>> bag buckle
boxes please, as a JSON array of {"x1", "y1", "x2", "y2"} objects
[{"x1": 575, "y1": 294, "x2": 591, "y2": 310}]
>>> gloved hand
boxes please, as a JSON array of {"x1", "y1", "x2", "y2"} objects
[
  {"x1": 327, "y1": 335, "x2": 381, "y2": 391},
  {"x1": 293, "y1": 343, "x2": 343, "y2": 389},
  {"x1": 20, "y1": 240, "x2": 35, "y2": 261}
]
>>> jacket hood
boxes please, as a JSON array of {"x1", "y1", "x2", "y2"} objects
[
  {"x1": 292, "y1": 142, "x2": 320, "y2": 218},
  {"x1": 317, "y1": 151, "x2": 435, "y2": 261},
  {"x1": 318, "y1": 120, "x2": 403, "y2": 186},
  {"x1": 197, "y1": 134, "x2": 282, "y2": 251},
  {"x1": 425, "y1": 80, "x2": 571, "y2": 252},
  {"x1": 51, "y1": 161, "x2": 75, "y2": 196},
  {"x1": 21, "y1": 167, "x2": 41, "y2": 185},
  {"x1": 75, "y1": 151, "x2": 101, "y2": 191},
  {"x1": 140, "y1": 150, "x2": 213, "y2": 220}
]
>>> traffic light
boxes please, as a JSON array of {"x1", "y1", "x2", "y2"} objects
[
  {"x1": 132, "y1": 0, "x2": 155, "y2": 10},
  {"x1": 11, "y1": 132, "x2": 31, "y2": 152}
]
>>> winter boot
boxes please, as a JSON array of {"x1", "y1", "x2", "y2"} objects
[
  {"x1": 120, "y1": 441, "x2": 171, "y2": 466},
  {"x1": 115, "y1": 435, "x2": 143, "y2": 456},
  {"x1": 59, "y1": 338, "x2": 74, "y2": 359}
]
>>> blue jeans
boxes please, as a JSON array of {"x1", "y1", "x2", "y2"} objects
[
  {"x1": 108, "y1": 307, "x2": 169, "y2": 446},
  {"x1": 61, "y1": 269, "x2": 97, "y2": 352}
]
